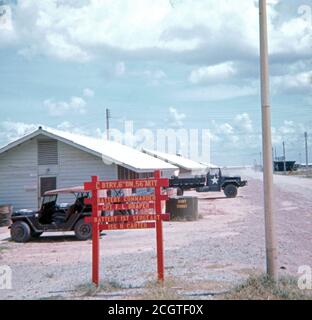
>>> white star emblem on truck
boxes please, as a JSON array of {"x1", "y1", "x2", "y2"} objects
[{"x1": 211, "y1": 176, "x2": 219, "y2": 185}]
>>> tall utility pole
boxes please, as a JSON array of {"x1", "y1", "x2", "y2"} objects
[
  {"x1": 106, "y1": 108, "x2": 111, "y2": 141},
  {"x1": 283, "y1": 141, "x2": 286, "y2": 173},
  {"x1": 259, "y1": 0, "x2": 278, "y2": 281},
  {"x1": 305, "y1": 132, "x2": 309, "y2": 169}
]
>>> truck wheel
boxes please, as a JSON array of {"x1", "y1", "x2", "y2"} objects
[
  {"x1": 11, "y1": 221, "x2": 31, "y2": 243},
  {"x1": 74, "y1": 219, "x2": 92, "y2": 241},
  {"x1": 224, "y1": 184, "x2": 238, "y2": 198},
  {"x1": 177, "y1": 188, "x2": 184, "y2": 196}
]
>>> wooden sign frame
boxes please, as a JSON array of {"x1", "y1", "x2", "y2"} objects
[{"x1": 84, "y1": 170, "x2": 169, "y2": 286}]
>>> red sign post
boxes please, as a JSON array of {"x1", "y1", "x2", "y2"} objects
[{"x1": 84, "y1": 170, "x2": 169, "y2": 286}]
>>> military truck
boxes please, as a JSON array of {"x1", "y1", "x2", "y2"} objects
[{"x1": 169, "y1": 168, "x2": 247, "y2": 198}]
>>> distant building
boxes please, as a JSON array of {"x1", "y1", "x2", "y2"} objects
[
  {"x1": 142, "y1": 149, "x2": 209, "y2": 178},
  {"x1": 0, "y1": 127, "x2": 177, "y2": 210}
]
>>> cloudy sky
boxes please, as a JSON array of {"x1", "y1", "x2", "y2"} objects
[{"x1": 0, "y1": 0, "x2": 311, "y2": 165}]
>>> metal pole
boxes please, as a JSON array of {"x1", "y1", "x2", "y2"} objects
[
  {"x1": 154, "y1": 170, "x2": 164, "y2": 282},
  {"x1": 305, "y1": 132, "x2": 308, "y2": 169},
  {"x1": 259, "y1": 0, "x2": 278, "y2": 281},
  {"x1": 106, "y1": 108, "x2": 111, "y2": 141},
  {"x1": 283, "y1": 141, "x2": 286, "y2": 173}
]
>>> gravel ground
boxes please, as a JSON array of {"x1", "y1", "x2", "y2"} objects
[{"x1": 0, "y1": 169, "x2": 311, "y2": 300}]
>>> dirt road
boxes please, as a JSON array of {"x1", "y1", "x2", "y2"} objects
[{"x1": 0, "y1": 170, "x2": 311, "y2": 299}]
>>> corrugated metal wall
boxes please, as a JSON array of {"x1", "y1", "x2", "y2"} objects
[
  {"x1": 0, "y1": 139, "x2": 38, "y2": 210},
  {"x1": 0, "y1": 137, "x2": 118, "y2": 210}
]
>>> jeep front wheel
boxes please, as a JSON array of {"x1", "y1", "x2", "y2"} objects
[
  {"x1": 74, "y1": 219, "x2": 92, "y2": 241},
  {"x1": 11, "y1": 221, "x2": 31, "y2": 243},
  {"x1": 224, "y1": 184, "x2": 238, "y2": 198}
]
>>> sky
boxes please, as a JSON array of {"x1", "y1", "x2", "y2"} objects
[{"x1": 0, "y1": 0, "x2": 311, "y2": 166}]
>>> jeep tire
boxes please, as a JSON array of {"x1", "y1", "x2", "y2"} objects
[
  {"x1": 74, "y1": 219, "x2": 92, "y2": 241},
  {"x1": 11, "y1": 221, "x2": 31, "y2": 243}
]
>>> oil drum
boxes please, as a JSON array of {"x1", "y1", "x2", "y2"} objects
[{"x1": 166, "y1": 196, "x2": 198, "y2": 221}]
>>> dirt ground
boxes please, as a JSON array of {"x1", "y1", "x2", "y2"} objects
[{"x1": 0, "y1": 169, "x2": 311, "y2": 300}]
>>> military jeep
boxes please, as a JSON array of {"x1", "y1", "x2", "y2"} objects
[{"x1": 9, "y1": 187, "x2": 93, "y2": 243}]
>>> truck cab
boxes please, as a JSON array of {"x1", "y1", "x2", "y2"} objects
[{"x1": 198, "y1": 168, "x2": 247, "y2": 197}]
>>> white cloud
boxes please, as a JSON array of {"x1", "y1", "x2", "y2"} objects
[
  {"x1": 219, "y1": 123, "x2": 234, "y2": 135},
  {"x1": 272, "y1": 71, "x2": 312, "y2": 94},
  {"x1": 44, "y1": 96, "x2": 87, "y2": 117},
  {"x1": 208, "y1": 112, "x2": 311, "y2": 162},
  {"x1": 1, "y1": 0, "x2": 311, "y2": 111},
  {"x1": 83, "y1": 88, "x2": 94, "y2": 98},
  {"x1": 142, "y1": 69, "x2": 167, "y2": 85},
  {"x1": 0, "y1": 121, "x2": 38, "y2": 144},
  {"x1": 4, "y1": 0, "x2": 310, "y2": 64},
  {"x1": 168, "y1": 107, "x2": 186, "y2": 128},
  {"x1": 234, "y1": 113, "x2": 253, "y2": 133},
  {"x1": 189, "y1": 62, "x2": 237, "y2": 84},
  {"x1": 44, "y1": 88, "x2": 95, "y2": 116},
  {"x1": 56, "y1": 121, "x2": 91, "y2": 136},
  {"x1": 46, "y1": 33, "x2": 90, "y2": 62}
]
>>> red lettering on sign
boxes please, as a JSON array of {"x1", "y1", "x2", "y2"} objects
[
  {"x1": 97, "y1": 202, "x2": 155, "y2": 211},
  {"x1": 84, "y1": 171, "x2": 169, "y2": 286},
  {"x1": 85, "y1": 213, "x2": 170, "y2": 224},
  {"x1": 100, "y1": 222, "x2": 155, "y2": 231},
  {"x1": 84, "y1": 178, "x2": 169, "y2": 191}
]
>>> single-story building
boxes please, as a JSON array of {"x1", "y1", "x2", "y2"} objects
[
  {"x1": 0, "y1": 127, "x2": 178, "y2": 210},
  {"x1": 142, "y1": 149, "x2": 208, "y2": 178}
]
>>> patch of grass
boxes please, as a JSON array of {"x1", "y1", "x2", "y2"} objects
[
  {"x1": 0, "y1": 245, "x2": 9, "y2": 253},
  {"x1": 143, "y1": 279, "x2": 183, "y2": 300},
  {"x1": 76, "y1": 280, "x2": 125, "y2": 297},
  {"x1": 225, "y1": 274, "x2": 312, "y2": 300}
]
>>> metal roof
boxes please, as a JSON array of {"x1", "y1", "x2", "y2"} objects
[
  {"x1": 142, "y1": 149, "x2": 208, "y2": 171},
  {"x1": 0, "y1": 127, "x2": 178, "y2": 173}
]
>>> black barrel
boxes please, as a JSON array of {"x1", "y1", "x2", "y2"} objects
[
  {"x1": 0, "y1": 205, "x2": 12, "y2": 227},
  {"x1": 166, "y1": 196, "x2": 199, "y2": 221}
]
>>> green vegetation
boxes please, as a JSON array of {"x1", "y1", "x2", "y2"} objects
[{"x1": 225, "y1": 274, "x2": 312, "y2": 300}]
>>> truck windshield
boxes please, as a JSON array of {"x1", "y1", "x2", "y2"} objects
[
  {"x1": 42, "y1": 195, "x2": 57, "y2": 205},
  {"x1": 210, "y1": 168, "x2": 220, "y2": 176}
]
